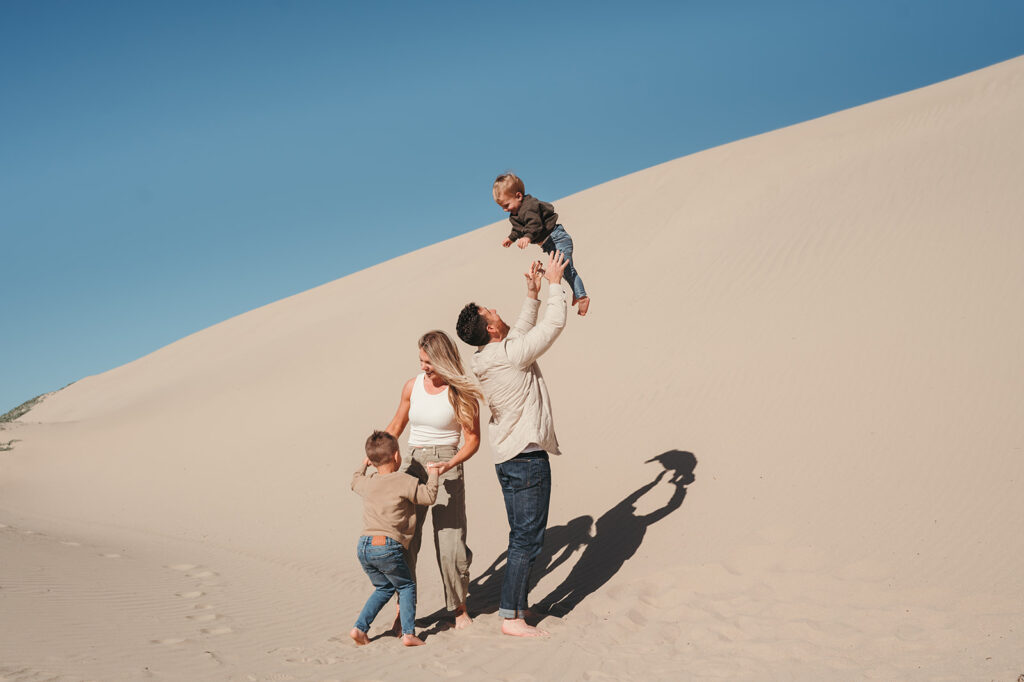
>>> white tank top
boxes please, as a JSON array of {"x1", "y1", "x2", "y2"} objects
[{"x1": 408, "y1": 373, "x2": 461, "y2": 447}]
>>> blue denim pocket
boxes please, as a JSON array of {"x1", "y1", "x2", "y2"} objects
[
  {"x1": 366, "y1": 541, "x2": 401, "y2": 560},
  {"x1": 498, "y1": 455, "x2": 549, "y2": 491}
]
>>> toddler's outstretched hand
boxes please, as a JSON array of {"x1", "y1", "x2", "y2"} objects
[
  {"x1": 502, "y1": 238, "x2": 513, "y2": 248},
  {"x1": 516, "y1": 237, "x2": 530, "y2": 249}
]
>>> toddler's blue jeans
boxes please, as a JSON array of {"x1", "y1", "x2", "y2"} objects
[
  {"x1": 354, "y1": 535, "x2": 416, "y2": 635},
  {"x1": 541, "y1": 225, "x2": 587, "y2": 300}
]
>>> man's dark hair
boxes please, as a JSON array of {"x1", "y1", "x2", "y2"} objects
[
  {"x1": 456, "y1": 302, "x2": 489, "y2": 346},
  {"x1": 365, "y1": 430, "x2": 399, "y2": 466}
]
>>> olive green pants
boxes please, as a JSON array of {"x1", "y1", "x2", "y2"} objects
[{"x1": 402, "y1": 445, "x2": 473, "y2": 611}]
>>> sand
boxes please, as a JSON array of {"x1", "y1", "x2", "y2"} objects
[{"x1": 2, "y1": 56, "x2": 1023, "y2": 681}]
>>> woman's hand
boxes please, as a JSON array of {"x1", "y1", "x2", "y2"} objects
[{"x1": 428, "y1": 462, "x2": 450, "y2": 475}]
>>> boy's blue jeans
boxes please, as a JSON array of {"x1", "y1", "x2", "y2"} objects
[
  {"x1": 494, "y1": 451, "x2": 551, "y2": 619},
  {"x1": 541, "y1": 225, "x2": 587, "y2": 300},
  {"x1": 354, "y1": 535, "x2": 416, "y2": 635}
]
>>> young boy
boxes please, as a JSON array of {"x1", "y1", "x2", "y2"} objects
[
  {"x1": 493, "y1": 172, "x2": 590, "y2": 316},
  {"x1": 350, "y1": 430, "x2": 439, "y2": 647}
]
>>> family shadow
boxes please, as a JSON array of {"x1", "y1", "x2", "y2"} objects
[{"x1": 418, "y1": 449, "x2": 695, "y2": 628}]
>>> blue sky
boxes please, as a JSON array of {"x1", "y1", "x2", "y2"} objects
[{"x1": 2, "y1": 0, "x2": 1022, "y2": 412}]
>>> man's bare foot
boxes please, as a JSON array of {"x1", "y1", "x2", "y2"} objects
[
  {"x1": 401, "y1": 633, "x2": 425, "y2": 646},
  {"x1": 501, "y1": 618, "x2": 548, "y2": 637},
  {"x1": 453, "y1": 605, "x2": 473, "y2": 630},
  {"x1": 349, "y1": 628, "x2": 369, "y2": 646},
  {"x1": 576, "y1": 297, "x2": 590, "y2": 316}
]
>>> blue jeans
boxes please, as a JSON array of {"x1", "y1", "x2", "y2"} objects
[
  {"x1": 541, "y1": 225, "x2": 587, "y2": 300},
  {"x1": 494, "y1": 451, "x2": 551, "y2": 619},
  {"x1": 354, "y1": 536, "x2": 416, "y2": 635}
]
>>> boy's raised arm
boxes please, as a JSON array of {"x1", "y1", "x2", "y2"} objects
[
  {"x1": 351, "y1": 458, "x2": 371, "y2": 492},
  {"x1": 412, "y1": 465, "x2": 440, "y2": 505}
]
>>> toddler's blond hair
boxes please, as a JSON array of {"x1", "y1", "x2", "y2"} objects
[{"x1": 493, "y1": 172, "x2": 525, "y2": 199}]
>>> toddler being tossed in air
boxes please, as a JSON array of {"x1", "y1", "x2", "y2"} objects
[{"x1": 493, "y1": 172, "x2": 591, "y2": 316}]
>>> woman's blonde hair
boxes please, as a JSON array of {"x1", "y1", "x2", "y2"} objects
[{"x1": 419, "y1": 330, "x2": 483, "y2": 430}]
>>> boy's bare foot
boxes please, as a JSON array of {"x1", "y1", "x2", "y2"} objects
[
  {"x1": 350, "y1": 628, "x2": 369, "y2": 646},
  {"x1": 401, "y1": 633, "x2": 425, "y2": 646},
  {"x1": 501, "y1": 618, "x2": 548, "y2": 637},
  {"x1": 576, "y1": 297, "x2": 590, "y2": 316},
  {"x1": 454, "y1": 605, "x2": 473, "y2": 630}
]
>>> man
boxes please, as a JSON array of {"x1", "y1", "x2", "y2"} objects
[{"x1": 455, "y1": 252, "x2": 569, "y2": 637}]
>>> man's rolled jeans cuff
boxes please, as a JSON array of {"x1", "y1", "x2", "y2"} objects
[{"x1": 499, "y1": 607, "x2": 527, "y2": 619}]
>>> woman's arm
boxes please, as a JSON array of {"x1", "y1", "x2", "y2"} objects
[
  {"x1": 385, "y1": 378, "x2": 415, "y2": 438},
  {"x1": 434, "y1": 409, "x2": 481, "y2": 475}
]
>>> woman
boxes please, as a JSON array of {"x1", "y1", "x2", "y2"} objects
[{"x1": 385, "y1": 330, "x2": 482, "y2": 629}]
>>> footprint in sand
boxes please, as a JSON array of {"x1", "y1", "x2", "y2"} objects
[
  {"x1": 168, "y1": 563, "x2": 219, "y2": 582},
  {"x1": 151, "y1": 638, "x2": 188, "y2": 645},
  {"x1": 101, "y1": 553, "x2": 121, "y2": 558},
  {"x1": 60, "y1": 540, "x2": 82, "y2": 547},
  {"x1": 275, "y1": 647, "x2": 341, "y2": 666},
  {"x1": 187, "y1": 612, "x2": 223, "y2": 622},
  {"x1": 201, "y1": 626, "x2": 234, "y2": 636},
  {"x1": 627, "y1": 608, "x2": 647, "y2": 626},
  {"x1": 204, "y1": 650, "x2": 227, "y2": 666},
  {"x1": 176, "y1": 590, "x2": 205, "y2": 599}
]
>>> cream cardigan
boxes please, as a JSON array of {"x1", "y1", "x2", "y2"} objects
[{"x1": 471, "y1": 282, "x2": 568, "y2": 464}]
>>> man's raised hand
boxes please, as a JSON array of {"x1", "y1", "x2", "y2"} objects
[
  {"x1": 525, "y1": 259, "x2": 543, "y2": 298},
  {"x1": 544, "y1": 251, "x2": 568, "y2": 286}
]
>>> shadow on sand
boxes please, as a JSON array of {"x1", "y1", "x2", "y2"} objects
[{"x1": 456, "y1": 449, "x2": 697, "y2": 623}]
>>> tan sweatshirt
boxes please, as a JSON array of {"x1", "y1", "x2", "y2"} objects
[{"x1": 351, "y1": 465, "x2": 438, "y2": 549}]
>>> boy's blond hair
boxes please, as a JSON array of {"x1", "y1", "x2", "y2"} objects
[
  {"x1": 493, "y1": 172, "x2": 525, "y2": 199},
  {"x1": 365, "y1": 430, "x2": 398, "y2": 466}
]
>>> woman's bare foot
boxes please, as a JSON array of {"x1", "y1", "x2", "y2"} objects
[
  {"x1": 576, "y1": 297, "x2": 590, "y2": 316},
  {"x1": 350, "y1": 628, "x2": 369, "y2": 646},
  {"x1": 453, "y1": 605, "x2": 473, "y2": 630},
  {"x1": 401, "y1": 633, "x2": 425, "y2": 646},
  {"x1": 501, "y1": 618, "x2": 548, "y2": 637}
]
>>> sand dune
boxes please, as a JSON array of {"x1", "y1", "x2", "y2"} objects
[{"x1": 2, "y1": 56, "x2": 1023, "y2": 681}]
